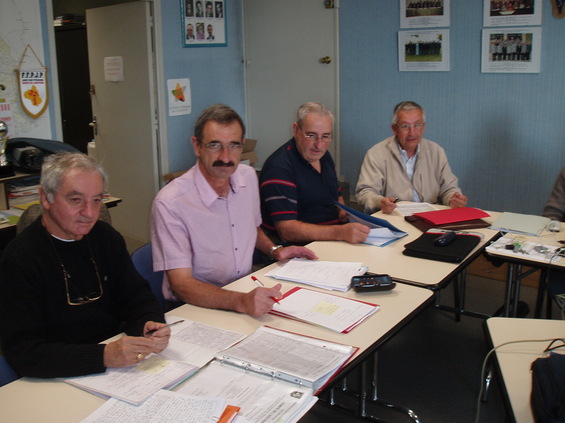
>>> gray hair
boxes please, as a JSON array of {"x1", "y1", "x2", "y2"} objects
[
  {"x1": 194, "y1": 104, "x2": 245, "y2": 143},
  {"x1": 392, "y1": 101, "x2": 426, "y2": 125},
  {"x1": 296, "y1": 102, "x2": 334, "y2": 127},
  {"x1": 41, "y1": 152, "x2": 108, "y2": 203}
]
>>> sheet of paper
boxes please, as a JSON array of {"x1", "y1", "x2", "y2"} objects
[
  {"x1": 80, "y1": 389, "x2": 226, "y2": 423},
  {"x1": 365, "y1": 227, "x2": 407, "y2": 247},
  {"x1": 265, "y1": 258, "x2": 366, "y2": 292},
  {"x1": 178, "y1": 361, "x2": 317, "y2": 423},
  {"x1": 395, "y1": 202, "x2": 436, "y2": 216},
  {"x1": 160, "y1": 317, "x2": 246, "y2": 368},
  {"x1": 63, "y1": 355, "x2": 198, "y2": 405},
  {"x1": 215, "y1": 326, "x2": 355, "y2": 389},
  {"x1": 271, "y1": 287, "x2": 379, "y2": 333}
]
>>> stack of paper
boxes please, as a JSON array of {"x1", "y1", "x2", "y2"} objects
[
  {"x1": 265, "y1": 258, "x2": 366, "y2": 292},
  {"x1": 271, "y1": 287, "x2": 380, "y2": 333},
  {"x1": 489, "y1": 212, "x2": 550, "y2": 236}
]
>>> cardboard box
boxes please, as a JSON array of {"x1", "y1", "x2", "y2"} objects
[{"x1": 241, "y1": 138, "x2": 258, "y2": 166}]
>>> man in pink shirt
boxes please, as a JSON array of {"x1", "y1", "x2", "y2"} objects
[{"x1": 151, "y1": 104, "x2": 317, "y2": 316}]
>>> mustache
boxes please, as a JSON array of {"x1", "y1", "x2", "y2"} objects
[{"x1": 212, "y1": 160, "x2": 235, "y2": 167}]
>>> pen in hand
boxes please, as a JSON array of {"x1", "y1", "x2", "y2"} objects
[
  {"x1": 251, "y1": 276, "x2": 281, "y2": 304},
  {"x1": 146, "y1": 319, "x2": 185, "y2": 336},
  {"x1": 393, "y1": 197, "x2": 399, "y2": 203}
]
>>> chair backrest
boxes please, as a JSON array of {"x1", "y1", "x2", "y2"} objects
[
  {"x1": 16, "y1": 202, "x2": 112, "y2": 234},
  {"x1": 0, "y1": 356, "x2": 18, "y2": 387},
  {"x1": 131, "y1": 243, "x2": 166, "y2": 311}
]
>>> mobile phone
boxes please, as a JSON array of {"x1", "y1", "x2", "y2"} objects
[{"x1": 351, "y1": 274, "x2": 396, "y2": 292}]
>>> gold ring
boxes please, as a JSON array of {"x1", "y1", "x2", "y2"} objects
[{"x1": 137, "y1": 353, "x2": 143, "y2": 361}]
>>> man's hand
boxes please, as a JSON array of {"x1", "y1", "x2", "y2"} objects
[
  {"x1": 274, "y1": 246, "x2": 318, "y2": 261},
  {"x1": 449, "y1": 192, "x2": 468, "y2": 208},
  {"x1": 240, "y1": 284, "x2": 282, "y2": 317},
  {"x1": 339, "y1": 222, "x2": 370, "y2": 244},
  {"x1": 103, "y1": 321, "x2": 171, "y2": 368},
  {"x1": 380, "y1": 197, "x2": 398, "y2": 214}
]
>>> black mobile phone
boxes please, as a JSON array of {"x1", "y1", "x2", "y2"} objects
[{"x1": 351, "y1": 274, "x2": 396, "y2": 292}]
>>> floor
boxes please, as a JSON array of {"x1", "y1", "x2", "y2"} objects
[{"x1": 299, "y1": 273, "x2": 562, "y2": 423}]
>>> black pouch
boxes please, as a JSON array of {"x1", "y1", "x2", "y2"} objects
[
  {"x1": 531, "y1": 353, "x2": 565, "y2": 423},
  {"x1": 402, "y1": 231, "x2": 481, "y2": 263}
]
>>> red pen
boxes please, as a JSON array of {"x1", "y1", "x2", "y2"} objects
[{"x1": 251, "y1": 276, "x2": 280, "y2": 304}]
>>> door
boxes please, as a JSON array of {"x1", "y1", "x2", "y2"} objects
[
  {"x1": 243, "y1": 0, "x2": 339, "y2": 171},
  {"x1": 87, "y1": 1, "x2": 160, "y2": 243}
]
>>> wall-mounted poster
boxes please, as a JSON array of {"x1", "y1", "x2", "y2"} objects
[
  {"x1": 483, "y1": 0, "x2": 542, "y2": 27},
  {"x1": 398, "y1": 29, "x2": 450, "y2": 72},
  {"x1": 481, "y1": 27, "x2": 541, "y2": 73},
  {"x1": 182, "y1": 0, "x2": 226, "y2": 47},
  {"x1": 400, "y1": 0, "x2": 450, "y2": 29}
]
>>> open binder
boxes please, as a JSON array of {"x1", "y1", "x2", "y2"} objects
[{"x1": 178, "y1": 326, "x2": 357, "y2": 423}]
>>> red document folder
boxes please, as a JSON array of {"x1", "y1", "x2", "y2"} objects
[{"x1": 412, "y1": 207, "x2": 490, "y2": 226}]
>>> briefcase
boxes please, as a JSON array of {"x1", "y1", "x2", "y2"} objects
[{"x1": 402, "y1": 231, "x2": 481, "y2": 263}]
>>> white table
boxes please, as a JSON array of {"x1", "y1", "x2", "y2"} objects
[
  {"x1": 0, "y1": 270, "x2": 433, "y2": 423},
  {"x1": 485, "y1": 317, "x2": 565, "y2": 423}
]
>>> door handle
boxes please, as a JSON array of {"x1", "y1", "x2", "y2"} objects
[
  {"x1": 320, "y1": 56, "x2": 332, "y2": 64},
  {"x1": 89, "y1": 115, "x2": 98, "y2": 136}
]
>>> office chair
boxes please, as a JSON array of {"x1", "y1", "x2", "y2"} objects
[
  {"x1": 0, "y1": 355, "x2": 18, "y2": 387},
  {"x1": 131, "y1": 243, "x2": 166, "y2": 312},
  {"x1": 16, "y1": 203, "x2": 112, "y2": 234}
]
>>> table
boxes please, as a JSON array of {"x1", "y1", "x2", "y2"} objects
[
  {"x1": 484, "y1": 223, "x2": 565, "y2": 317},
  {"x1": 485, "y1": 317, "x2": 565, "y2": 423},
  {"x1": 0, "y1": 267, "x2": 433, "y2": 423}
]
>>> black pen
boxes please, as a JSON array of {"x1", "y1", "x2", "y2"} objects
[
  {"x1": 146, "y1": 319, "x2": 185, "y2": 335},
  {"x1": 393, "y1": 197, "x2": 399, "y2": 203}
]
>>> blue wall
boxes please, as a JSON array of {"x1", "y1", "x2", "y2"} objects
[
  {"x1": 161, "y1": 0, "x2": 245, "y2": 172},
  {"x1": 340, "y1": 1, "x2": 565, "y2": 215}
]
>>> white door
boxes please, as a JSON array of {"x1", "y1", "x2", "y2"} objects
[
  {"x1": 86, "y1": 1, "x2": 160, "y2": 243},
  {"x1": 243, "y1": 0, "x2": 339, "y2": 171}
]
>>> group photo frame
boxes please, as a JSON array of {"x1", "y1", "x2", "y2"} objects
[{"x1": 182, "y1": 0, "x2": 227, "y2": 47}]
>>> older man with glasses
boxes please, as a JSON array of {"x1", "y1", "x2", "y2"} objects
[
  {"x1": 356, "y1": 101, "x2": 467, "y2": 214},
  {"x1": 151, "y1": 104, "x2": 316, "y2": 317},
  {"x1": 259, "y1": 102, "x2": 370, "y2": 245},
  {"x1": 0, "y1": 152, "x2": 170, "y2": 378}
]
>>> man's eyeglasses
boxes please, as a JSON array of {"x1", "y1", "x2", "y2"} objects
[
  {"x1": 397, "y1": 123, "x2": 424, "y2": 132},
  {"x1": 201, "y1": 141, "x2": 244, "y2": 153},
  {"x1": 300, "y1": 129, "x2": 332, "y2": 143},
  {"x1": 59, "y1": 257, "x2": 104, "y2": 306}
]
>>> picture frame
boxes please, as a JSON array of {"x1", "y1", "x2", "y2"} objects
[
  {"x1": 398, "y1": 29, "x2": 450, "y2": 72},
  {"x1": 481, "y1": 27, "x2": 541, "y2": 73},
  {"x1": 400, "y1": 0, "x2": 451, "y2": 29},
  {"x1": 483, "y1": 0, "x2": 542, "y2": 27},
  {"x1": 182, "y1": 0, "x2": 227, "y2": 47}
]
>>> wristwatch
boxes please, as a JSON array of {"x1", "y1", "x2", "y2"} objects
[{"x1": 270, "y1": 244, "x2": 283, "y2": 259}]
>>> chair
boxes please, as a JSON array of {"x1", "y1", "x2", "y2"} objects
[
  {"x1": 16, "y1": 202, "x2": 112, "y2": 234},
  {"x1": 0, "y1": 356, "x2": 18, "y2": 387},
  {"x1": 131, "y1": 243, "x2": 166, "y2": 311}
]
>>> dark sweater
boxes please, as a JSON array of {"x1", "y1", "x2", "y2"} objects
[{"x1": 0, "y1": 218, "x2": 165, "y2": 378}]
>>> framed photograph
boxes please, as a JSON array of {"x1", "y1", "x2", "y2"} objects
[
  {"x1": 481, "y1": 27, "x2": 541, "y2": 73},
  {"x1": 400, "y1": 0, "x2": 450, "y2": 29},
  {"x1": 483, "y1": 0, "x2": 542, "y2": 27},
  {"x1": 398, "y1": 29, "x2": 450, "y2": 72},
  {"x1": 182, "y1": 0, "x2": 227, "y2": 47}
]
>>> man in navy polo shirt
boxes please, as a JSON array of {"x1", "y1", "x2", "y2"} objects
[{"x1": 259, "y1": 102, "x2": 370, "y2": 245}]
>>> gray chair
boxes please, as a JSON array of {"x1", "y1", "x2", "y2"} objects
[{"x1": 16, "y1": 203, "x2": 112, "y2": 234}]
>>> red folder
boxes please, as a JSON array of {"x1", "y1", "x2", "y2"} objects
[{"x1": 412, "y1": 207, "x2": 490, "y2": 226}]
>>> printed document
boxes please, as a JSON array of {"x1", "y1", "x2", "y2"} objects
[
  {"x1": 271, "y1": 287, "x2": 379, "y2": 333},
  {"x1": 63, "y1": 355, "x2": 198, "y2": 405},
  {"x1": 160, "y1": 317, "x2": 246, "y2": 367},
  {"x1": 265, "y1": 258, "x2": 366, "y2": 292},
  {"x1": 80, "y1": 389, "x2": 231, "y2": 423}
]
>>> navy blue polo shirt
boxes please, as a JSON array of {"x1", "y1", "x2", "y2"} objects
[{"x1": 259, "y1": 138, "x2": 341, "y2": 234}]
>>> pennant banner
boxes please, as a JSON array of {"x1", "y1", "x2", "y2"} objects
[
  {"x1": 17, "y1": 68, "x2": 49, "y2": 119},
  {"x1": 552, "y1": 0, "x2": 565, "y2": 18}
]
